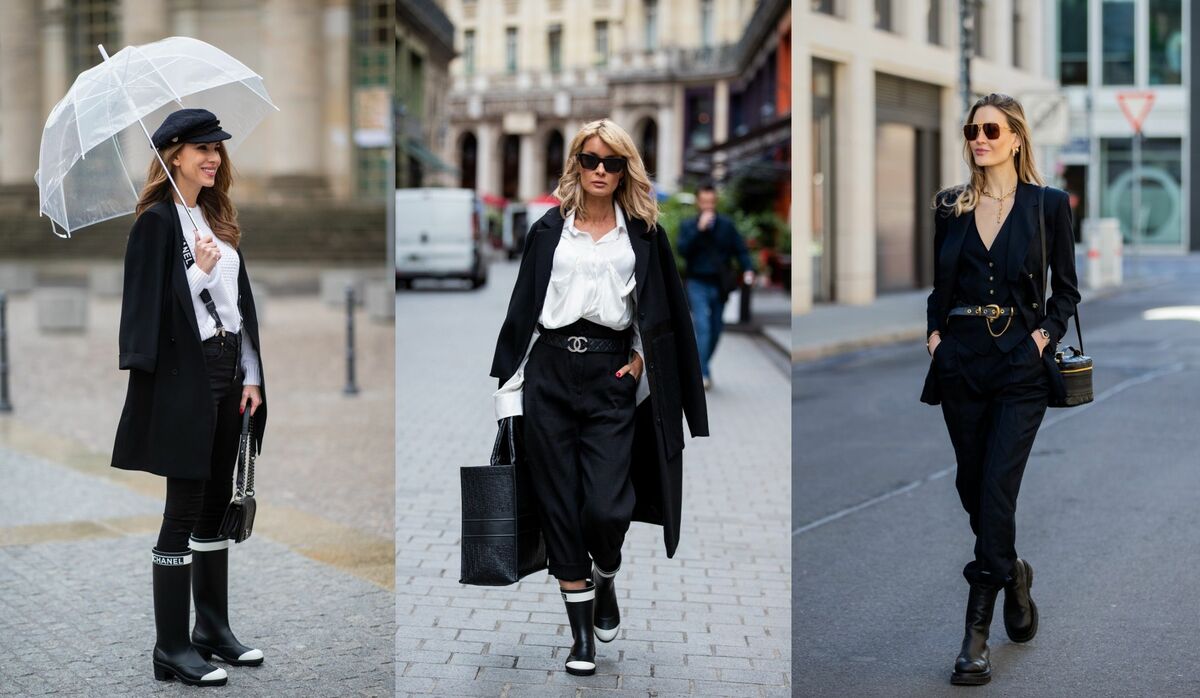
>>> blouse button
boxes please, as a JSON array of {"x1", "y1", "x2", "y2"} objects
[
  {"x1": 1032, "y1": 302, "x2": 1039, "y2": 309},
  {"x1": 988, "y1": 290, "x2": 994, "y2": 295},
  {"x1": 988, "y1": 262, "x2": 994, "y2": 268},
  {"x1": 170, "y1": 369, "x2": 178, "y2": 376}
]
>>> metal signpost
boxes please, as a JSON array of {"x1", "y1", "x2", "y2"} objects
[{"x1": 1116, "y1": 91, "x2": 1155, "y2": 277}]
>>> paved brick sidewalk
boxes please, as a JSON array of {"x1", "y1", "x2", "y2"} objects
[{"x1": 396, "y1": 260, "x2": 792, "y2": 696}]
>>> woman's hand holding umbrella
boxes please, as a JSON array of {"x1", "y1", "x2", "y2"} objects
[{"x1": 194, "y1": 230, "x2": 221, "y2": 273}]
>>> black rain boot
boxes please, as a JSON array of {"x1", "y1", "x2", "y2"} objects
[
  {"x1": 190, "y1": 537, "x2": 264, "y2": 666},
  {"x1": 151, "y1": 549, "x2": 228, "y2": 686},
  {"x1": 950, "y1": 583, "x2": 1000, "y2": 686},
  {"x1": 1003, "y1": 558, "x2": 1038, "y2": 643},
  {"x1": 561, "y1": 584, "x2": 597, "y2": 676},
  {"x1": 592, "y1": 563, "x2": 620, "y2": 643}
]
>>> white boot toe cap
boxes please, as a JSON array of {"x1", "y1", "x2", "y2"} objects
[
  {"x1": 201, "y1": 668, "x2": 227, "y2": 682},
  {"x1": 238, "y1": 648, "x2": 264, "y2": 662}
]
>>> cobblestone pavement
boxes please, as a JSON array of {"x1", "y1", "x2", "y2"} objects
[
  {"x1": 396, "y1": 260, "x2": 792, "y2": 696},
  {"x1": 0, "y1": 275, "x2": 395, "y2": 695}
]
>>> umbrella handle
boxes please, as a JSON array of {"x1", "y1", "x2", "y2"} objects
[{"x1": 97, "y1": 43, "x2": 201, "y2": 234}]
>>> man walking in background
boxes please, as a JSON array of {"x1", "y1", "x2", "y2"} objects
[{"x1": 677, "y1": 182, "x2": 755, "y2": 390}]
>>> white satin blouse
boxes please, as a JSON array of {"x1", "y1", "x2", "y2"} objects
[{"x1": 493, "y1": 203, "x2": 647, "y2": 419}]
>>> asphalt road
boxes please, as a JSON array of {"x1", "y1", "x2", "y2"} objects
[{"x1": 792, "y1": 258, "x2": 1200, "y2": 697}]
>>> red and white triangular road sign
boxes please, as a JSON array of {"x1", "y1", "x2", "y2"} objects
[{"x1": 1116, "y1": 91, "x2": 1155, "y2": 134}]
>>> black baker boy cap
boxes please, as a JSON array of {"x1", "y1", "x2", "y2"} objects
[{"x1": 151, "y1": 108, "x2": 231, "y2": 150}]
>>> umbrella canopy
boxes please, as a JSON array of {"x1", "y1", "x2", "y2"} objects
[{"x1": 35, "y1": 36, "x2": 277, "y2": 237}]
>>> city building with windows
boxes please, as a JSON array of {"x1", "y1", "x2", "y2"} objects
[
  {"x1": 396, "y1": 0, "x2": 456, "y2": 189},
  {"x1": 793, "y1": 1, "x2": 1062, "y2": 314},
  {"x1": 793, "y1": 0, "x2": 1193, "y2": 316},
  {"x1": 431, "y1": 0, "x2": 788, "y2": 213},
  {"x1": 1054, "y1": 0, "x2": 1191, "y2": 253},
  {"x1": 0, "y1": 0, "x2": 392, "y2": 208}
]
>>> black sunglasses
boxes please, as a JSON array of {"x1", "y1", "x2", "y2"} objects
[
  {"x1": 962, "y1": 122, "x2": 1012, "y2": 141},
  {"x1": 576, "y1": 152, "x2": 627, "y2": 174}
]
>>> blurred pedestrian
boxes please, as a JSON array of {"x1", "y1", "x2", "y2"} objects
[
  {"x1": 491, "y1": 118, "x2": 708, "y2": 677},
  {"x1": 921, "y1": 93, "x2": 1080, "y2": 686},
  {"x1": 676, "y1": 182, "x2": 754, "y2": 389},
  {"x1": 111, "y1": 108, "x2": 268, "y2": 687}
]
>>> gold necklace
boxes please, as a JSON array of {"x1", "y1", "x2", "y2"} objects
[{"x1": 980, "y1": 185, "x2": 1017, "y2": 225}]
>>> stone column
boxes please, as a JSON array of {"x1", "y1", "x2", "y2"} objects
[
  {"x1": 1, "y1": 0, "x2": 43, "y2": 205},
  {"x1": 790, "y1": 44, "x2": 812, "y2": 316},
  {"x1": 653, "y1": 85, "x2": 683, "y2": 193},
  {"x1": 120, "y1": 0, "x2": 169, "y2": 46},
  {"x1": 712, "y1": 78, "x2": 730, "y2": 182},
  {"x1": 40, "y1": 0, "x2": 67, "y2": 126},
  {"x1": 475, "y1": 121, "x2": 497, "y2": 198},
  {"x1": 261, "y1": 0, "x2": 327, "y2": 202},
  {"x1": 518, "y1": 131, "x2": 539, "y2": 200},
  {"x1": 322, "y1": 0, "x2": 352, "y2": 201},
  {"x1": 834, "y1": 55, "x2": 875, "y2": 305}
]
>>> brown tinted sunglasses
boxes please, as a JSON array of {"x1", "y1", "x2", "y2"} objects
[
  {"x1": 962, "y1": 122, "x2": 1012, "y2": 141},
  {"x1": 576, "y1": 152, "x2": 627, "y2": 173}
]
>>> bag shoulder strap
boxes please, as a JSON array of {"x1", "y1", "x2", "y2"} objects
[{"x1": 1038, "y1": 187, "x2": 1085, "y2": 352}]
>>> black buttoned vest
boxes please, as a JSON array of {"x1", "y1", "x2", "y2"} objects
[{"x1": 948, "y1": 214, "x2": 1029, "y2": 354}]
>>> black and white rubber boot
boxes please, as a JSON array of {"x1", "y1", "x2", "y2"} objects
[
  {"x1": 562, "y1": 584, "x2": 597, "y2": 676},
  {"x1": 190, "y1": 536, "x2": 264, "y2": 667},
  {"x1": 151, "y1": 549, "x2": 228, "y2": 686},
  {"x1": 592, "y1": 563, "x2": 620, "y2": 643}
]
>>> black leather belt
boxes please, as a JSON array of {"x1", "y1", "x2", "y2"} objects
[
  {"x1": 949, "y1": 305, "x2": 1016, "y2": 319},
  {"x1": 539, "y1": 329, "x2": 628, "y2": 354}
]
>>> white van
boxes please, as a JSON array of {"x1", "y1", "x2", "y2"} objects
[
  {"x1": 501, "y1": 199, "x2": 559, "y2": 259},
  {"x1": 395, "y1": 188, "x2": 488, "y2": 289}
]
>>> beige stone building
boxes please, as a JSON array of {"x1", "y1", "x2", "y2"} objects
[
  {"x1": 430, "y1": 0, "x2": 768, "y2": 202},
  {"x1": 0, "y1": 0, "x2": 393, "y2": 208},
  {"x1": 792, "y1": 1, "x2": 1061, "y2": 314}
]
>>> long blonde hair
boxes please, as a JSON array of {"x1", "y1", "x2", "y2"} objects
[
  {"x1": 553, "y1": 118, "x2": 659, "y2": 230},
  {"x1": 936, "y1": 93, "x2": 1045, "y2": 216},
  {"x1": 135, "y1": 142, "x2": 241, "y2": 247}
]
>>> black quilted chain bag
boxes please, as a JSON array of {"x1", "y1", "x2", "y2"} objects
[
  {"x1": 1039, "y1": 187, "x2": 1094, "y2": 407},
  {"x1": 459, "y1": 416, "x2": 547, "y2": 586},
  {"x1": 219, "y1": 411, "x2": 257, "y2": 542}
]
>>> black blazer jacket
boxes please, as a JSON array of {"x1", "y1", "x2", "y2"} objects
[
  {"x1": 921, "y1": 182, "x2": 1081, "y2": 405},
  {"x1": 491, "y1": 206, "x2": 709, "y2": 558},
  {"x1": 111, "y1": 199, "x2": 267, "y2": 479}
]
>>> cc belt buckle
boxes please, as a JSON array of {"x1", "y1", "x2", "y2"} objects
[
  {"x1": 567, "y1": 336, "x2": 589, "y2": 353},
  {"x1": 983, "y1": 304, "x2": 1002, "y2": 319}
]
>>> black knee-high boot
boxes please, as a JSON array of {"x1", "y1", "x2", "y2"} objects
[
  {"x1": 190, "y1": 537, "x2": 264, "y2": 667},
  {"x1": 951, "y1": 582, "x2": 1000, "y2": 685},
  {"x1": 592, "y1": 563, "x2": 620, "y2": 643},
  {"x1": 562, "y1": 585, "x2": 597, "y2": 676},
  {"x1": 151, "y1": 549, "x2": 227, "y2": 686}
]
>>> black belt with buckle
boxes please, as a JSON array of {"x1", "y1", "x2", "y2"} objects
[
  {"x1": 539, "y1": 327, "x2": 628, "y2": 354},
  {"x1": 949, "y1": 304, "x2": 1016, "y2": 319}
]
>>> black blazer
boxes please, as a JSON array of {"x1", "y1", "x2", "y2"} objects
[
  {"x1": 921, "y1": 182, "x2": 1080, "y2": 405},
  {"x1": 111, "y1": 199, "x2": 267, "y2": 479},
  {"x1": 491, "y1": 206, "x2": 708, "y2": 557}
]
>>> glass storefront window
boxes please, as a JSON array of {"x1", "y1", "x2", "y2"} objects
[
  {"x1": 1149, "y1": 0, "x2": 1183, "y2": 85},
  {"x1": 927, "y1": 0, "x2": 941, "y2": 45},
  {"x1": 1100, "y1": 137, "x2": 1183, "y2": 247},
  {"x1": 811, "y1": 59, "x2": 835, "y2": 302},
  {"x1": 1102, "y1": 0, "x2": 1135, "y2": 85},
  {"x1": 1058, "y1": 0, "x2": 1088, "y2": 85}
]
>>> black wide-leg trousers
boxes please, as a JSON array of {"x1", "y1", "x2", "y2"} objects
[
  {"x1": 935, "y1": 332, "x2": 1049, "y2": 587},
  {"x1": 156, "y1": 334, "x2": 244, "y2": 553},
  {"x1": 522, "y1": 322, "x2": 638, "y2": 581}
]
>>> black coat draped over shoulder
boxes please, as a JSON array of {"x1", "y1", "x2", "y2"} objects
[
  {"x1": 111, "y1": 199, "x2": 267, "y2": 479},
  {"x1": 491, "y1": 206, "x2": 709, "y2": 558},
  {"x1": 921, "y1": 182, "x2": 1081, "y2": 405}
]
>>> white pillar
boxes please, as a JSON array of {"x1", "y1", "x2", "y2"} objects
[
  {"x1": 476, "y1": 121, "x2": 497, "y2": 198},
  {"x1": 791, "y1": 43, "x2": 812, "y2": 316},
  {"x1": 262, "y1": 0, "x2": 326, "y2": 198},
  {"x1": 1, "y1": 0, "x2": 42, "y2": 187},
  {"x1": 835, "y1": 55, "x2": 876, "y2": 304},
  {"x1": 40, "y1": 0, "x2": 67, "y2": 125},
  {"x1": 655, "y1": 86, "x2": 682, "y2": 193},
  {"x1": 518, "y1": 131, "x2": 539, "y2": 200},
  {"x1": 322, "y1": 0, "x2": 352, "y2": 201}
]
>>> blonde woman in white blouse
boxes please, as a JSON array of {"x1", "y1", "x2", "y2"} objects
[{"x1": 491, "y1": 119, "x2": 709, "y2": 677}]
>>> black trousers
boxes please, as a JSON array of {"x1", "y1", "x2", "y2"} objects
[
  {"x1": 156, "y1": 334, "x2": 244, "y2": 553},
  {"x1": 523, "y1": 320, "x2": 638, "y2": 581},
  {"x1": 934, "y1": 331, "x2": 1048, "y2": 587}
]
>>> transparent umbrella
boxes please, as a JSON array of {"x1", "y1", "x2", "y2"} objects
[{"x1": 35, "y1": 36, "x2": 277, "y2": 237}]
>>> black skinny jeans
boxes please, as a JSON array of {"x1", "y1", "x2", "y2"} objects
[{"x1": 155, "y1": 334, "x2": 244, "y2": 552}]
